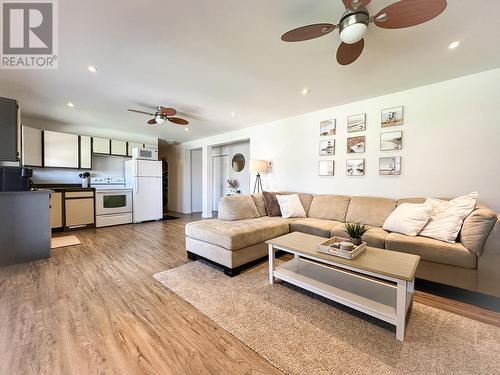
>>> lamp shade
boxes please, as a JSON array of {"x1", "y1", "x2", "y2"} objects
[{"x1": 249, "y1": 159, "x2": 268, "y2": 173}]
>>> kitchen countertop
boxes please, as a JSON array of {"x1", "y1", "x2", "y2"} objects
[{"x1": 34, "y1": 184, "x2": 95, "y2": 192}]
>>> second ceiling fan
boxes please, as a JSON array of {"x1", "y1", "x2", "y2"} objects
[
  {"x1": 127, "y1": 106, "x2": 189, "y2": 126},
  {"x1": 281, "y1": 0, "x2": 448, "y2": 65}
]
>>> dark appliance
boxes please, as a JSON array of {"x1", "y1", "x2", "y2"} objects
[
  {"x1": 0, "y1": 167, "x2": 32, "y2": 191},
  {"x1": 0, "y1": 97, "x2": 19, "y2": 161}
]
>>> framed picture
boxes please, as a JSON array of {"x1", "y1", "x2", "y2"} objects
[
  {"x1": 347, "y1": 113, "x2": 366, "y2": 133},
  {"x1": 380, "y1": 131, "x2": 403, "y2": 151},
  {"x1": 347, "y1": 135, "x2": 365, "y2": 154},
  {"x1": 320, "y1": 119, "x2": 336, "y2": 137},
  {"x1": 346, "y1": 159, "x2": 365, "y2": 176},
  {"x1": 379, "y1": 156, "x2": 402, "y2": 175},
  {"x1": 319, "y1": 160, "x2": 334, "y2": 176},
  {"x1": 319, "y1": 139, "x2": 335, "y2": 156},
  {"x1": 381, "y1": 106, "x2": 404, "y2": 127}
]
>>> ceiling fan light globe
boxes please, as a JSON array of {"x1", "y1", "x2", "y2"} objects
[
  {"x1": 339, "y1": 23, "x2": 367, "y2": 44},
  {"x1": 155, "y1": 114, "x2": 166, "y2": 124}
]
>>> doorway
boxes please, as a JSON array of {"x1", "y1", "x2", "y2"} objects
[
  {"x1": 212, "y1": 154, "x2": 228, "y2": 211},
  {"x1": 190, "y1": 149, "x2": 203, "y2": 213}
]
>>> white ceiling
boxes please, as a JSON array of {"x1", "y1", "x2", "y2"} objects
[{"x1": 1, "y1": 0, "x2": 500, "y2": 143}]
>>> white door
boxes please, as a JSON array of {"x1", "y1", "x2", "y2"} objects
[
  {"x1": 93, "y1": 137, "x2": 110, "y2": 154},
  {"x1": 212, "y1": 155, "x2": 228, "y2": 211},
  {"x1": 133, "y1": 177, "x2": 162, "y2": 222},
  {"x1": 136, "y1": 160, "x2": 162, "y2": 177},
  {"x1": 44, "y1": 131, "x2": 79, "y2": 168},
  {"x1": 111, "y1": 140, "x2": 127, "y2": 156},
  {"x1": 80, "y1": 136, "x2": 92, "y2": 169},
  {"x1": 22, "y1": 126, "x2": 43, "y2": 167}
]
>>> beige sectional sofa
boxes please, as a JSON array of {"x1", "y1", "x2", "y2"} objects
[{"x1": 185, "y1": 193, "x2": 500, "y2": 297}]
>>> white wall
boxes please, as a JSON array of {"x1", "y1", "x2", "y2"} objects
[{"x1": 167, "y1": 69, "x2": 500, "y2": 214}]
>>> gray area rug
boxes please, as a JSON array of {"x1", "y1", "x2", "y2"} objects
[{"x1": 154, "y1": 261, "x2": 500, "y2": 375}]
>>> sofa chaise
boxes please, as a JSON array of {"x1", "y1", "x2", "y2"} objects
[{"x1": 185, "y1": 193, "x2": 500, "y2": 297}]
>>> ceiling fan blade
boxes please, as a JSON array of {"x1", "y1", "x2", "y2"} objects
[
  {"x1": 128, "y1": 109, "x2": 154, "y2": 116},
  {"x1": 336, "y1": 39, "x2": 364, "y2": 65},
  {"x1": 374, "y1": 0, "x2": 447, "y2": 29},
  {"x1": 168, "y1": 117, "x2": 189, "y2": 125},
  {"x1": 147, "y1": 119, "x2": 157, "y2": 125},
  {"x1": 281, "y1": 23, "x2": 336, "y2": 42},
  {"x1": 342, "y1": 0, "x2": 371, "y2": 10},
  {"x1": 160, "y1": 107, "x2": 177, "y2": 117}
]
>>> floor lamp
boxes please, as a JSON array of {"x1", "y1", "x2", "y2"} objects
[{"x1": 250, "y1": 159, "x2": 268, "y2": 193}]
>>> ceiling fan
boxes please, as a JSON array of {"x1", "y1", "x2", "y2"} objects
[
  {"x1": 127, "y1": 106, "x2": 189, "y2": 126},
  {"x1": 281, "y1": 0, "x2": 447, "y2": 65}
]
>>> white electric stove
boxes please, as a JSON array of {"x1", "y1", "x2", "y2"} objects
[{"x1": 91, "y1": 177, "x2": 133, "y2": 227}]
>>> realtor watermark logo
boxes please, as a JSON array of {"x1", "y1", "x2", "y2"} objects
[{"x1": 0, "y1": 0, "x2": 58, "y2": 69}]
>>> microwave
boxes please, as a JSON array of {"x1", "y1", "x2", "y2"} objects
[{"x1": 132, "y1": 147, "x2": 158, "y2": 160}]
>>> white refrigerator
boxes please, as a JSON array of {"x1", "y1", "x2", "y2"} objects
[{"x1": 125, "y1": 160, "x2": 163, "y2": 223}]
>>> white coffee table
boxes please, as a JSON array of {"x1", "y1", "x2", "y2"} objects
[{"x1": 266, "y1": 232, "x2": 420, "y2": 341}]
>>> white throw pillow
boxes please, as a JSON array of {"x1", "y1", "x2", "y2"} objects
[
  {"x1": 383, "y1": 203, "x2": 434, "y2": 236},
  {"x1": 276, "y1": 194, "x2": 306, "y2": 219},
  {"x1": 419, "y1": 192, "x2": 478, "y2": 243}
]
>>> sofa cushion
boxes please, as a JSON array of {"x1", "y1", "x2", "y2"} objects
[
  {"x1": 262, "y1": 191, "x2": 282, "y2": 217},
  {"x1": 308, "y1": 195, "x2": 351, "y2": 222},
  {"x1": 251, "y1": 193, "x2": 267, "y2": 217},
  {"x1": 459, "y1": 208, "x2": 497, "y2": 256},
  {"x1": 362, "y1": 227, "x2": 390, "y2": 249},
  {"x1": 397, "y1": 197, "x2": 426, "y2": 206},
  {"x1": 185, "y1": 216, "x2": 291, "y2": 251},
  {"x1": 330, "y1": 224, "x2": 388, "y2": 248},
  {"x1": 345, "y1": 196, "x2": 397, "y2": 227},
  {"x1": 385, "y1": 233, "x2": 477, "y2": 269},
  {"x1": 218, "y1": 195, "x2": 259, "y2": 221},
  {"x1": 290, "y1": 218, "x2": 337, "y2": 238}
]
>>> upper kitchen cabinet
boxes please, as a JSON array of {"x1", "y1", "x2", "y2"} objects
[
  {"x1": 80, "y1": 135, "x2": 92, "y2": 169},
  {"x1": 93, "y1": 137, "x2": 110, "y2": 154},
  {"x1": 44, "y1": 131, "x2": 79, "y2": 168},
  {"x1": 127, "y1": 142, "x2": 144, "y2": 156},
  {"x1": 21, "y1": 126, "x2": 43, "y2": 167},
  {"x1": 111, "y1": 140, "x2": 127, "y2": 156},
  {"x1": 0, "y1": 97, "x2": 19, "y2": 161}
]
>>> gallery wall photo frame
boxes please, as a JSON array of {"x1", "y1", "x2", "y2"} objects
[
  {"x1": 320, "y1": 119, "x2": 336, "y2": 137},
  {"x1": 347, "y1": 113, "x2": 366, "y2": 133},
  {"x1": 346, "y1": 158, "x2": 365, "y2": 176},
  {"x1": 380, "y1": 130, "x2": 403, "y2": 151},
  {"x1": 319, "y1": 139, "x2": 335, "y2": 156},
  {"x1": 319, "y1": 160, "x2": 335, "y2": 176},
  {"x1": 381, "y1": 106, "x2": 404, "y2": 128},
  {"x1": 347, "y1": 135, "x2": 365, "y2": 154},
  {"x1": 379, "y1": 156, "x2": 402, "y2": 175}
]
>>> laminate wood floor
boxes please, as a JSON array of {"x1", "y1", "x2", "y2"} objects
[{"x1": 1, "y1": 214, "x2": 499, "y2": 374}]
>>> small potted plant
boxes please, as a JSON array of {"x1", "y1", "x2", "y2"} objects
[
  {"x1": 226, "y1": 179, "x2": 240, "y2": 195},
  {"x1": 344, "y1": 223, "x2": 368, "y2": 246}
]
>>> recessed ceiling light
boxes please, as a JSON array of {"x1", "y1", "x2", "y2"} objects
[
  {"x1": 448, "y1": 41, "x2": 460, "y2": 50},
  {"x1": 185, "y1": 127, "x2": 190, "y2": 132},
  {"x1": 231, "y1": 112, "x2": 236, "y2": 117},
  {"x1": 302, "y1": 88, "x2": 310, "y2": 95},
  {"x1": 67, "y1": 102, "x2": 75, "y2": 108},
  {"x1": 87, "y1": 65, "x2": 97, "y2": 73}
]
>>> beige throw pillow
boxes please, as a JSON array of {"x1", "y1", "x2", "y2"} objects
[
  {"x1": 419, "y1": 192, "x2": 478, "y2": 243},
  {"x1": 218, "y1": 195, "x2": 259, "y2": 221},
  {"x1": 276, "y1": 194, "x2": 306, "y2": 219},
  {"x1": 383, "y1": 203, "x2": 434, "y2": 236}
]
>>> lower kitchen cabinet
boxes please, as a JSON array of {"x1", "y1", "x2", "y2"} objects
[
  {"x1": 49, "y1": 191, "x2": 63, "y2": 229},
  {"x1": 65, "y1": 191, "x2": 95, "y2": 229}
]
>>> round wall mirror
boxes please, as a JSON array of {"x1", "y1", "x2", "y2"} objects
[{"x1": 232, "y1": 153, "x2": 245, "y2": 172}]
